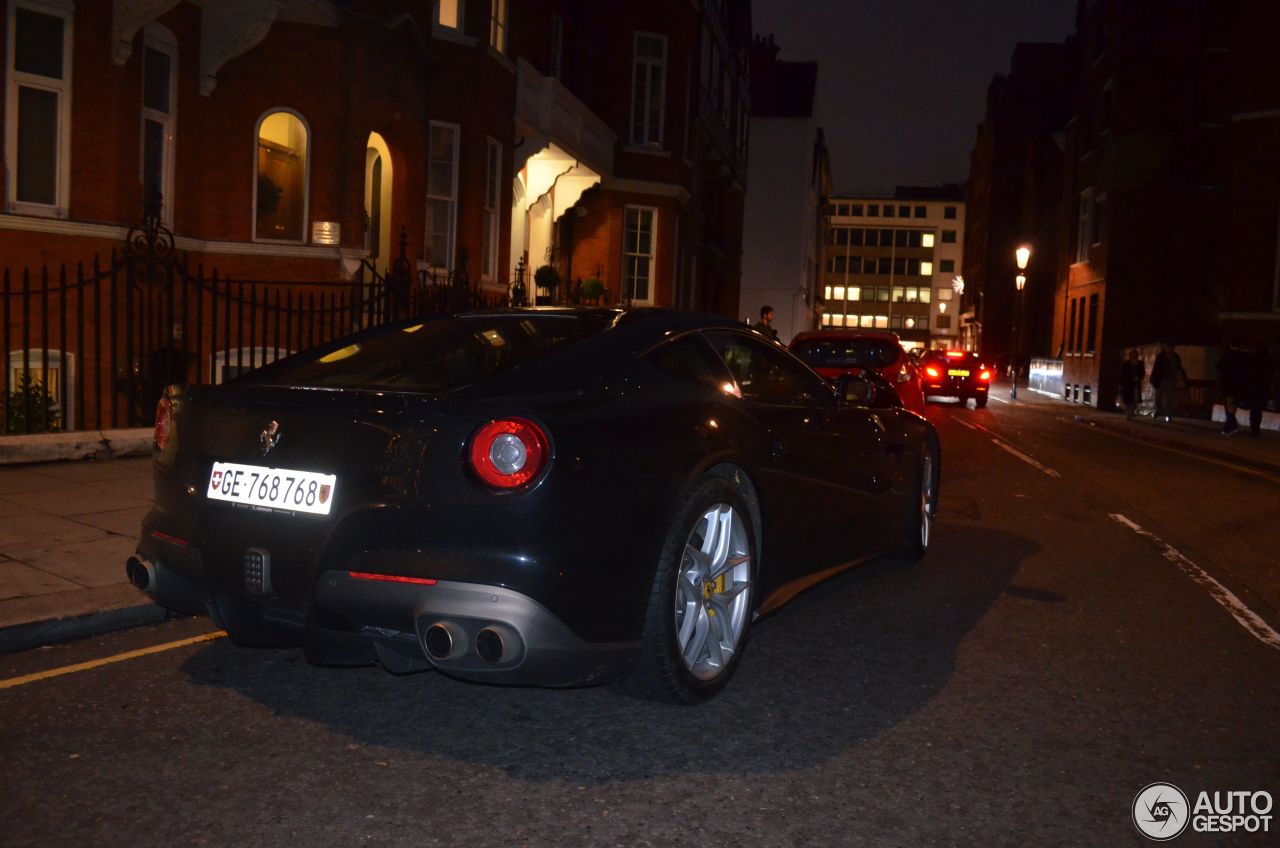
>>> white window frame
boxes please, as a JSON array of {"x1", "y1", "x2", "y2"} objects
[
  {"x1": 481, "y1": 136, "x2": 501, "y2": 280},
  {"x1": 252, "y1": 108, "x2": 311, "y2": 244},
  {"x1": 5, "y1": 0, "x2": 74, "y2": 217},
  {"x1": 622, "y1": 205, "x2": 657, "y2": 305},
  {"x1": 425, "y1": 121, "x2": 460, "y2": 271},
  {"x1": 630, "y1": 32, "x2": 667, "y2": 148},
  {"x1": 140, "y1": 24, "x2": 177, "y2": 229},
  {"x1": 8, "y1": 348, "x2": 74, "y2": 428},
  {"x1": 489, "y1": 0, "x2": 507, "y2": 54}
]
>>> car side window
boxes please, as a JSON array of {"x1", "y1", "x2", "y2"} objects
[
  {"x1": 643, "y1": 333, "x2": 735, "y2": 391},
  {"x1": 704, "y1": 331, "x2": 831, "y2": 406}
]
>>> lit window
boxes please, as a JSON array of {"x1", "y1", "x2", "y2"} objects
[
  {"x1": 822, "y1": 312, "x2": 832, "y2": 326},
  {"x1": 833, "y1": 286, "x2": 845, "y2": 300},
  {"x1": 426, "y1": 122, "x2": 459, "y2": 269},
  {"x1": 482, "y1": 138, "x2": 501, "y2": 279},
  {"x1": 824, "y1": 285, "x2": 832, "y2": 300},
  {"x1": 847, "y1": 286, "x2": 861, "y2": 300},
  {"x1": 623, "y1": 206, "x2": 657, "y2": 304},
  {"x1": 6, "y1": 1, "x2": 73, "y2": 215},
  {"x1": 922, "y1": 233, "x2": 935, "y2": 248},
  {"x1": 631, "y1": 33, "x2": 667, "y2": 146},
  {"x1": 875, "y1": 315, "x2": 889, "y2": 329},
  {"x1": 436, "y1": 0, "x2": 461, "y2": 29},
  {"x1": 141, "y1": 25, "x2": 177, "y2": 227},
  {"x1": 7, "y1": 349, "x2": 74, "y2": 431},
  {"x1": 860, "y1": 314, "x2": 875, "y2": 328},
  {"x1": 255, "y1": 110, "x2": 309, "y2": 242},
  {"x1": 489, "y1": 0, "x2": 507, "y2": 53},
  {"x1": 937, "y1": 287, "x2": 952, "y2": 301},
  {"x1": 921, "y1": 261, "x2": 933, "y2": 276}
]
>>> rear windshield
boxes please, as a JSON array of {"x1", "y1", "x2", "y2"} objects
[
  {"x1": 258, "y1": 313, "x2": 614, "y2": 392},
  {"x1": 792, "y1": 337, "x2": 900, "y2": 369}
]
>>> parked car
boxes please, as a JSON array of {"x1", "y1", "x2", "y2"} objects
[
  {"x1": 918, "y1": 349, "x2": 993, "y2": 407},
  {"x1": 790, "y1": 329, "x2": 926, "y2": 415},
  {"x1": 128, "y1": 309, "x2": 940, "y2": 704}
]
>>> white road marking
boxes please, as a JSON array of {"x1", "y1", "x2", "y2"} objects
[
  {"x1": 987, "y1": 393, "x2": 1011, "y2": 405},
  {"x1": 954, "y1": 418, "x2": 980, "y2": 431},
  {"x1": 990, "y1": 438, "x2": 1061, "y2": 478},
  {"x1": 1110, "y1": 514, "x2": 1280, "y2": 651},
  {"x1": 0, "y1": 631, "x2": 227, "y2": 691}
]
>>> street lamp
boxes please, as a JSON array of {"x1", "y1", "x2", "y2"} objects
[{"x1": 1010, "y1": 246, "x2": 1031, "y2": 399}]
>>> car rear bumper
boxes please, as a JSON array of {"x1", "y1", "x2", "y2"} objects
[
  {"x1": 314, "y1": 571, "x2": 640, "y2": 687},
  {"x1": 924, "y1": 379, "x2": 988, "y2": 397}
]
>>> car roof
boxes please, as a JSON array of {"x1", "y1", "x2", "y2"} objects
[{"x1": 791, "y1": 329, "x2": 903, "y2": 343}]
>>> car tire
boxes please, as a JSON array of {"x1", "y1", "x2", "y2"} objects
[
  {"x1": 901, "y1": 444, "x2": 939, "y2": 561},
  {"x1": 618, "y1": 474, "x2": 757, "y2": 704},
  {"x1": 975, "y1": 395, "x2": 988, "y2": 408}
]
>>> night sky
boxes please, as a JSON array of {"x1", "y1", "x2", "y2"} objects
[{"x1": 753, "y1": 0, "x2": 1077, "y2": 195}]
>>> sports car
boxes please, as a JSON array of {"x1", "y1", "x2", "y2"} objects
[
  {"x1": 128, "y1": 308, "x2": 940, "y2": 703},
  {"x1": 790, "y1": 329, "x2": 927, "y2": 415}
]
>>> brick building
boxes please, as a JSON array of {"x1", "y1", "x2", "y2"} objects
[{"x1": 1, "y1": 0, "x2": 751, "y2": 431}]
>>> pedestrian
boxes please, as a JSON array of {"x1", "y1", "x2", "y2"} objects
[
  {"x1": 753, "y1": 305, "x2": 778, "y2": 341},
  {"x1": 1149, "y1": 343, "x2": 1185, "y2": 422},
  {"x1": 1245, "y1": 343, "x2": 1275, "y2": 437},
  {"x1": 1217, "y1": 338, "x2": 1248, "y2": 435},
  {"x1": 1120, "y1": 348, "x2": 1144, "y2": 420}
]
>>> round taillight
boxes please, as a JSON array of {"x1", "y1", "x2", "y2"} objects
[
  {"x1": 468, "y1": 418, "x2": 549, "y2": 489},
  {"x1": 925, "y1": 366, "x2": 940, "y2": 378},
  {"x1": 978, "y1": 369, "x2": 992, "y2": 381},
  {"x1": 154, "y1": 396, "x2": 172, "y2": 450}
]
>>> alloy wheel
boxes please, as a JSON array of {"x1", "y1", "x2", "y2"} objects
[{"x1": 675, "y1": 503, "x2": 752, "y2": 681}]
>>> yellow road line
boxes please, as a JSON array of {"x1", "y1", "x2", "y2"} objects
[{"x1": 0, "y1": 631, "x2": 226, "y2": 691}]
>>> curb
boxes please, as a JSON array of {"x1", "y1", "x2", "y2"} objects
[
  {"x1": 0, "y1": 428, "x2": 153, "y2": 465},
  {"x1": 1081, "y1": 416, "x2": 1280, "y2": 477},
  {"x1": 0, "y1": 602, "x2": 175, "y2": 655}
]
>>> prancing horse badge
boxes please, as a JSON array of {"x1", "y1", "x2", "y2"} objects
[{"x1": 259, "y1": 420, "x2": 281, "y2": 455}]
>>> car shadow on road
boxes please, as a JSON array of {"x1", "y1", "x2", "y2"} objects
[{"x1": 180, "y1": 522, "x2": 1033, "y2": 784}]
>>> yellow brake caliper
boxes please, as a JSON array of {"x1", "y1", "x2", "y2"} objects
[{"x1": 703, "y1": 573, "x2": 726, "y2": 616}]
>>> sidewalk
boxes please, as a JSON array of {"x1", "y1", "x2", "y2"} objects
[{"x1": 2, "y1": 406, "x2": 1279, "y2": 655}]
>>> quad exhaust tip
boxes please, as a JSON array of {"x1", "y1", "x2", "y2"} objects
[{"x1": 423, "y1": 622, "x2": 463, "y2": 661}]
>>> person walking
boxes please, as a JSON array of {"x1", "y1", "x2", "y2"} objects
[
  {"x1": 1150, "y1": 343, "x2": 1184, "y2": 422},
  {"x1": 1246, "y1": 343, "x2": 1275, "y2": 437},
  {"x1": 1217, "y1": 338, "x2": 1248, "y2": 435},
  {"x1": 753, "y1": 305, "x2": 778, "y2": 341},
  {"x1": 1120, "y1": 348, "x2": 1144, "y2": 420}
]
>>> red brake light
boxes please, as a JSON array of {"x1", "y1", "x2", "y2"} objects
[
  {"x1": 468, "y1": 417, "x2": 549, "y2": 489},
  {"x1": 978, "y1": 369, "x2": 992, "y2": 381},
  {"x1": 154, "y1": 396, "x2": 172, "y2": 450},
  {"x1": 945, "y1": 350, "x2": 966, "y2": 359},
  {"x1": 925, "y1": 365, "x2": 940, "y2": 378},
  {"x1": 348, "y1": 571, "x2": 438, "y2": 586}
]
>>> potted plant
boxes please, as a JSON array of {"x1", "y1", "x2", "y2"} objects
[
  {"x1": 580, "y1": 276, "x2": 605, "y2": 302},
  {"x1": 533, "y1": 264, "x2": 561, "y2": 299}
]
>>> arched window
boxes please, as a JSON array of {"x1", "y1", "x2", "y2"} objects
[{"x1": 254, "y1": 110, "x2": 309, "y2": 242}]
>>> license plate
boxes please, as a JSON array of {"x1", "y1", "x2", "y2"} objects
[
  {"x1": 207, "y1": 461, "x2": 337, "y2": 515},
  {"x1": 947, "y1": 369, "x2": 970, "y2": 377}
]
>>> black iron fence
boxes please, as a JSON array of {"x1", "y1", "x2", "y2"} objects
[{"x1": 2, "y1": 227, "x2": 505, "y2": 435}]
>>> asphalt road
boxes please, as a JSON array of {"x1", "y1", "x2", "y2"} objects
[{"x1": 2, "y1": 396, "x2": 1278, "y2": 847}]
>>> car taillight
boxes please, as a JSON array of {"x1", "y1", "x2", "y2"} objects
[
  {"x1": 925, "y1": 366, "x2": 940, "y2": 379},
  {"x1": 978, "y1": 369, "x2": 992, "y2": 381},
  {"x1": 945, "y1": 350, "x2": 966, "y2": 359},
  {"x1": 468, "y1": 417, "x2": 549, "y2": 489},
  {"x1": 154, "y1": 396, "x2": 172, "y2": 450}
]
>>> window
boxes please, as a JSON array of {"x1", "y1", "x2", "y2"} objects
[
  {"x1": 705, "y1": 331, "x2": 829, "y2": 405},
  {"x1": 922, "y1": 232, "x2": 935, "y2": 248},
  {"x1": 894, "y1": 230, "x2": 908, "y2": 248},
  {"x1": 920, "y1": 261, "x2": 933, "y2": 276},
  {"x1": 849, "y1": 228, "x2": 863, "y2": 246},
  {"x1": 1086, "y1": 294, "x2": 1099, "y2": 354},
  {"x1": 1076, "y1": 189, "x2": 1094, "y2": 262},
  {"x1": 1067, "y1": 298, "x2": 1078, "y2": 353},
  {"x1": 907, "y1": 231, "x2": 922, "y2": 247},
  {"x1": 941, "y1": 230, "x2": 956, "y2": 243},
  {"x1": 944, "y1": 206, "x2": 957, "y2": 219},
  {"x1": 851, "y1": 204, "x2": 863, "y2": 216},
  {"x1": 7, "y1": 348, "x2": 74, "y2": 430},
  {"x1": 914, "y1": 206, "x2": 926, "y2": 219},
  {"x1": 877, "y1": 258, "x2": 891, "y2": 275},
  {"x1": 645, "y1": 333, "x2": 733, "y2": 392},
  {"x1": 898, "y1": 205, "x2": 910, "y2": 217},
  {"x1": 940, "y1": 259, "x2": 954, "y2": 273},
  {"x1": 631, "y1": 33, "x2": 667, "y2": 147},
  {"x1": 1075, "y1": 297, "x2": 1086, "y2": 352},
  {"x1": 936, "y1": 287, "x2": 952, "y2": 301},
  {"x1": 435, "y1": 0, "x2": 461, "y2": 29},
  {"x1": 425, "y1": 121, "x2": 459, "y2": 268},
  {"x1": 837, "y1": 203, "x2": 849, "y2": 216},
  {"x1": 489, "y1": 0, "x2": 507, "y2": 54},
  {"x1": 481, "y1": 137, "x2": 501, "y2": 279},
  {"x1": 141, "y1": 25, "x2": 177, "y2": 226},
  {"x1": 936, "y1": 314, "x2": 952, "y2": 329},
  {"x1": 550, "y1": 13, "x2": 563, "y2": 78},
  {"x1": 623, "y1": 206, "x2": 657, "y2": 304},
  {"x1": 883, "y1": 205, "x2": 895, "y2": 218},
  {"x1": 867, "y1": 204, "x2": 879, "y2": 217},
  {"x1": 255, "y1": 110, "x2": 309, "y2": 242},
  {"x1": 6, "y1": 1, "x2": 73, "y2": 215}
]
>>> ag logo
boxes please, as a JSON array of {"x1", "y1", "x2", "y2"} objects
[{"x1": 1134, "y1": 782, "x2": 1190, "y2": 841}]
